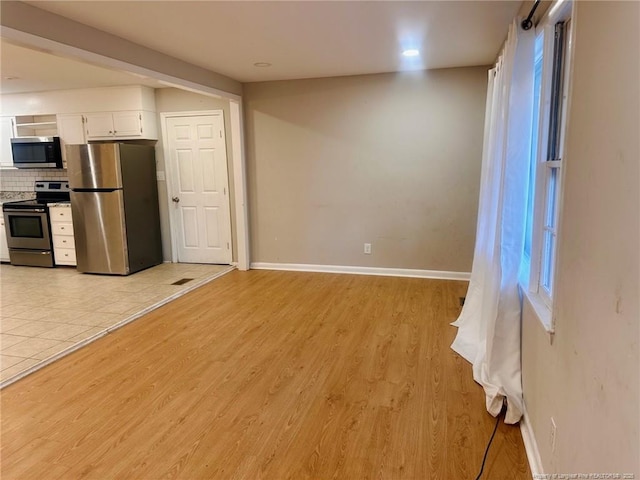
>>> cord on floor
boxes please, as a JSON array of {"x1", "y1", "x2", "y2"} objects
[{"x1": 474, "y1": 406, "x2": 504, "y2": 480}]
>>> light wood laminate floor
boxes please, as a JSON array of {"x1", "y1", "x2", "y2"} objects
[
  {"x1": 1, "y1": 270, "x2": 531, "y2": 479},
  {"x1": 0, "y1": 263, "x2": 233, "y2": 385}
]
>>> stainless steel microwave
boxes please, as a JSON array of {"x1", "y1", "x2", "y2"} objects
[{"x1": 11, "y1": 137, "x2": 63, "y2": 169}]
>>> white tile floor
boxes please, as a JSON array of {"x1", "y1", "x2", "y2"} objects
[{"x1": 0, "y1": 263, "x2": 234, "y2": 387}]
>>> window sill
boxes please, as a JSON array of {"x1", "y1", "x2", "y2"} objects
[{"x1": 519, "y1": 282, "x2": 555, "y2": 340}]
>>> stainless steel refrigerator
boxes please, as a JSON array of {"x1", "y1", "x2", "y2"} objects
[{"x1": 66, "y1": 143, "x2": 163, "y2": 275}]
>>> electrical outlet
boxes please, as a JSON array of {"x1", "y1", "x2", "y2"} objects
[
  {"x1": 550, "y1": 417, "x2": 557, "y2": 453},
  {"x1": 364, "y1": 243, "x2": 372, "y2": 255}
]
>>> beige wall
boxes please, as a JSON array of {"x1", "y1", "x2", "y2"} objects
[
  {"x1": 243, "y1": 67, "x2": 487, "y2": 272},
  {"x1": 154, "y1": 88, "x2": 237, "y2": 262},
  {"x1": 522, "y1": 1, "x2": 639, "y2": 474}
]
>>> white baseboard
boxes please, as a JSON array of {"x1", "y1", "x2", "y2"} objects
[
  {"x1": 520, "y1": 406, "x2": 544, "y2": 478},
  {"x1": 250, "y1": 262, "x2": 471, "y2": 281}
]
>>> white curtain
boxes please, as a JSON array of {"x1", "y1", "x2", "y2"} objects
[{"x1": 451, "y1": 21, "x2": 534, "y2": 425}]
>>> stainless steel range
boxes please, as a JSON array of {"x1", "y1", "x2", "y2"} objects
[{"x1": 2, "y1": 180, "x2": 70, "y2": 267}]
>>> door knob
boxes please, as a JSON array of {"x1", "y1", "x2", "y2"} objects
[{"x1": 172, "y1": 197, "x2": 180, "y2": 203}]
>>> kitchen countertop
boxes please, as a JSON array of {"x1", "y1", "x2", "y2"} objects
[
  {"x1": 0, "y1": 191, "x2": 36, "y2": 204},
  {"x1": 47, "y1": 201, "x2": 71, "y2": 207}
]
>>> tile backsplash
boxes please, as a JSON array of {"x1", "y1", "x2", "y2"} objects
[{"x1": 0, "y1": 169, "x2": 68, "y2": 192}]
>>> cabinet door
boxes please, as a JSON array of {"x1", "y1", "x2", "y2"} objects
[
  {"x1": 85, "y1": 113, "x2": 115, "y2": 138},
  {"x1": 1, "y1": 117, "x2": 15, "y2": 168},
  {"x1": 0, "y1": 217, "x2": 9, "y2": 262},
  {"x1": 58, "y1": 114, "x2": 86, "y2": 145},
  {"x1": 112, "y1": 112, "x2": 142, "y2": 137},
  {"x1": 57, "y1": 114, "x2": 86, "y2": 165}
]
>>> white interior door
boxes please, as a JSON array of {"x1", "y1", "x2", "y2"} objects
[{"x1": 166, "y1": 113, "x2": 232, "y2": 264}]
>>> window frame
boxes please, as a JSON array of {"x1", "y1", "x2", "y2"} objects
[{"x1": 527, "y1": 0, "x2": 575, "y2": 330}]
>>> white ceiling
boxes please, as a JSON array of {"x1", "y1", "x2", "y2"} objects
[
  {"x1": 3, "y1": 1, "x2": 521, "y2": 94},
  {"x1": 0, "y1": 41, "x2": 166, "y2": 94}
]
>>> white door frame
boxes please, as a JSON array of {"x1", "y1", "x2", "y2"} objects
[{"x1": 161, "y1": 109, "x2": 249, "y2": 269}]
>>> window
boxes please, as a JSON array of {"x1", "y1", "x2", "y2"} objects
[
  {"x1": 527, "y1": 2, "x2": 573, "y2": 311},
  {"x1": 523, "y1": 33, "x2": 545, "y2": 263}
]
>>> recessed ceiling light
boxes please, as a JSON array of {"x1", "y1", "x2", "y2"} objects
[
  {"x1": 402, "y1": 49, "x2": 420, "y2": 57},
  {"x1": 254, "y1": 62, "x2": 272, "y2": 68}
]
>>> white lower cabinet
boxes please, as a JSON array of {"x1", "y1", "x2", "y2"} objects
[
  {"x1": 1, "y1": 117, "x2": 15, "y2": 168},
  {"x1": 0, "y1": 216, "x2": 9, "y2": 262},
  {"x1": 49, "y1": 205, "x2": 76, "y2": 266}
]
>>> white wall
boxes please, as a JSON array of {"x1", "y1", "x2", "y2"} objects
[
  {"x1": 244, "y1": 67, "x2": 488, "y2": 272},
  {"x1": 522, "y1": 1, "x2": 639, "y2": 475},
  {"x1": 0, "y1": 85, "x2": 155, "y2": 115}
]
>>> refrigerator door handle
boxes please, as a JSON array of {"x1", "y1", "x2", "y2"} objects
[{"x1": 73, "y1": 188, "x2": 120, "y2": 193}]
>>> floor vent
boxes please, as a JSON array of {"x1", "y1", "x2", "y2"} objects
[
  {"x1": 459, "y1": 297, "x2": 466, "y2": 307},
  {"x1": 171, "y1": 278, "x2": 194, "y2": 286}
]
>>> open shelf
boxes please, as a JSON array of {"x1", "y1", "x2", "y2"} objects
[{"x1": 13, "y1": 114, "x2": 58, "y2": 138}]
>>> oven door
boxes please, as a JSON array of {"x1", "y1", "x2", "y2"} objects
[{"x1": 3, "y1": 209, "x2": 52, "y2": 250}]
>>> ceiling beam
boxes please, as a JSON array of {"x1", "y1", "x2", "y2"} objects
[{"x1": 0, "y1": 1, "x2": 243, "y2": 99}]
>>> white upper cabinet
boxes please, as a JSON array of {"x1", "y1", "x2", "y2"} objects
[
  {"x1": 1, "y1": 117, "x2": 14, "y2": 168},
  {"x1": 57, "y1": 114, "x2": 86, "y2": 166},
  {"x1": 3, "y1": 87, "x2": 159, "y2": 162},
  {"x1": 84, "y1": 112, "x2": 114, "y2": 138},
  {"x1": 113, "y1": 111, "x2": 145, "y2": 136},
  {"x1": 85, "y1": 111, "x2": 157, "y2": 140},
  {"x1": 57, "y1": 114, "x2": 86, "y2": 145}
]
